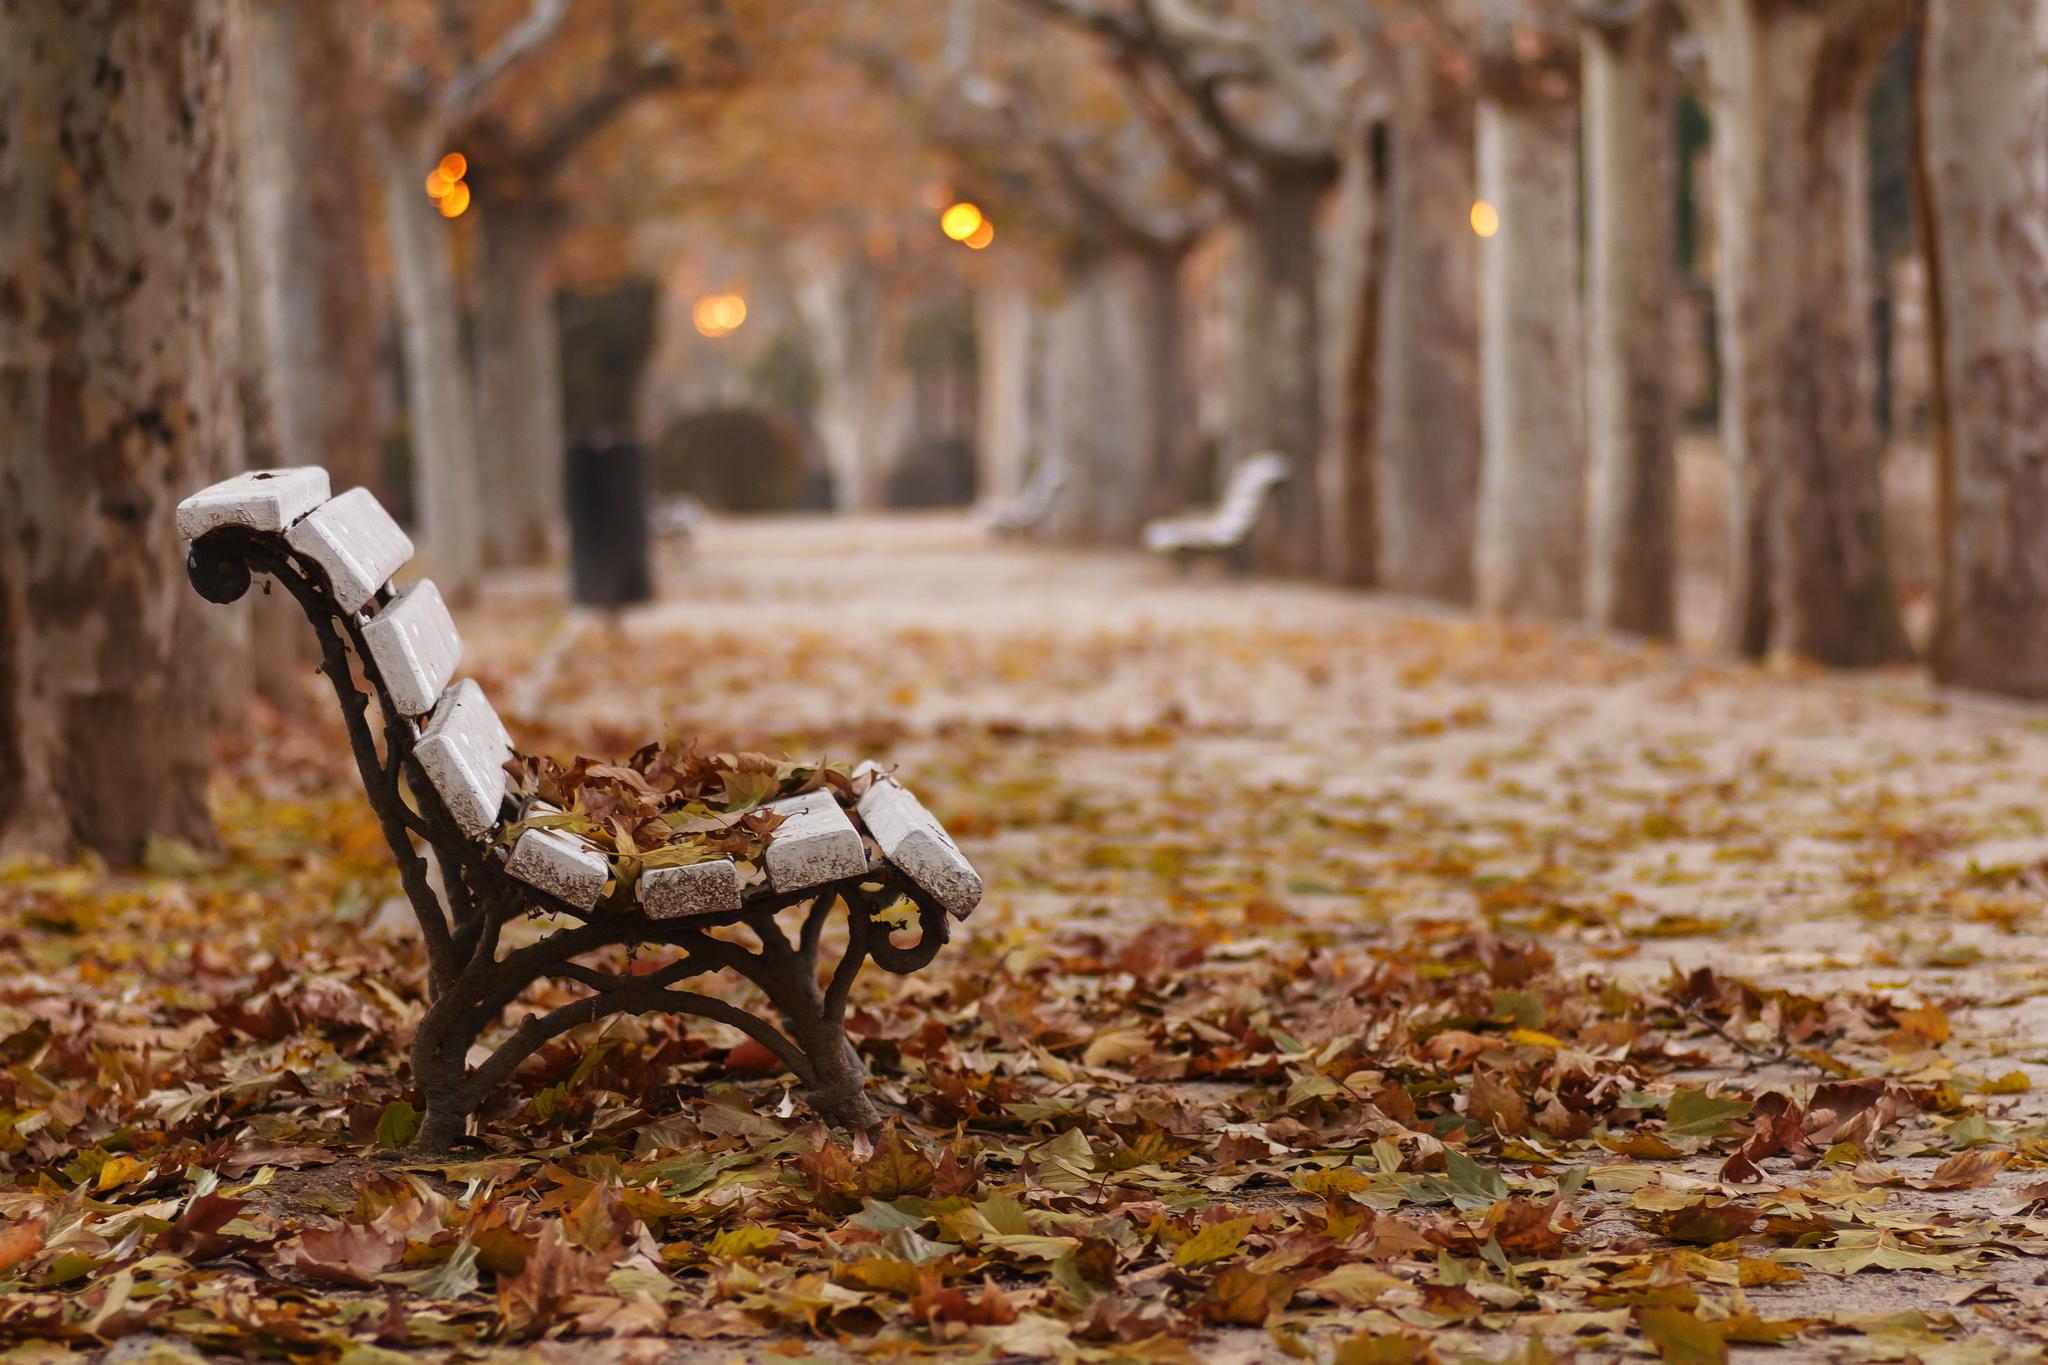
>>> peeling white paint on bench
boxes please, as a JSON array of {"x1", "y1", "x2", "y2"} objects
[
  {"x1": 857, "y1": 774, "x2": 982, "y2": 920},
  {"x1": 285, "y1": 487, "x2": 415, "y2": 614},
  {"x1": 507, "y1": 825, "x2": 610, "y2": 910},
  {"x1": 415, "y1": 680, "x2": 513, "y2": 839},
  {"x1": 176, "y1": 467, "x2": 332, "y2": 539},
  {"x1": 361, "y1": 580, "x2": 462, "y2": 717},
  {"x1": 640, "y1": 858, "x2": 744, "y2": 919},
  {"x1": 762, "y1": 792, "x2": 867, "y2": 892}
]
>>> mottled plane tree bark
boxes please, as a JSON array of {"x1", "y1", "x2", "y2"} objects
[
  {"x1": 232, "y1": 0, "x2": 384, "y2": 714},
  {"x1": 1678, "y1": 0, "x2": 1913, "y2": 664},
  {"x1": 371, "y1": 0, "x2": 571, "y2": 600},
  {"x1": 1030, "y1": 130, "x2": 1207, "y2": 543},
  {"x1": 1919, "y1": 1, "x2": 2048, "y2": 695},
  {"x1": 1466, "y1": 2, "x2": 1586, "y2": 621},
  {"x1": 1581, "y1": 0, "x2": 1678, "y2": 638},
  {"x1": 0, "y1": 0, "x2": 242, "y2": 862},
  {"x1": 1375, "y1": 34, "x2": 1481, "y2": 603}
]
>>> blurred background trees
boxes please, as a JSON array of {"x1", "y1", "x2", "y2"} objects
[{"x1": 6, "y1": 0, "x2": 2048, "y2": 863}]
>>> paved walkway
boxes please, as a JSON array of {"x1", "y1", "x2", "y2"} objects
[{"x1": 454, "y1": 512, "x2": 2048, "y2": 1359}]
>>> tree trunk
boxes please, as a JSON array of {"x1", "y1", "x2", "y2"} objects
[
  {"x1": 790, "y1": 252, "x2": 888, "y2": 510},
  {"x1": 380, "y1": 117, "x2": 485, "y2": 599},
  {"x1": 974, "y1": 277, "x2": 1038, "y2": 506},
  {"x1": 0, "y1": 0, "x2": 241, "y2": 863},
  {"x1": 1690, "y1": 0, "x2": 1912, "y2": 663},
  {"x1": 1770, "y1": 12, "x2": 1913, "y2": 665},
  {"x1": 1922, "y1": 1, "x2": 2048, "y2": 695},
  {"x1": 1583, "y1": 11, "x2": 1678, "y2": 638},
  {"x1": 234, "y1": 0, "x2": 381, "y2": 712},
  {"x1": 1040, "y1": 249, "x2": 1195, "y2": 545},
  {"x1": 242, "y1": 0, "x2": 381, "y2": 494},
  {"x1": 1693, "y1": 0, "x2": 1776, "y2": 655},
  {"x1": 474, "y1": 197, "x2": 565, "y2": 566},
  {"x1": 1236, "y1": 173, "x2": 1327, "y2": 577},
  {"x1": 1321, "y1": 115, "x2": 1389, "y2": 588},
  {"x1": 1474, "y1": 92, "x2": 1586, "y2": 619},
  {"x1": 1045, "y1": 259, "x2": 1139, "y2": 542},
  {"x1": 1378, "y1": 46, "x2": 1481, "y2": 603},
  {"x1": 1137, "y1": 249, "x2": 1199, "y2": 526}
]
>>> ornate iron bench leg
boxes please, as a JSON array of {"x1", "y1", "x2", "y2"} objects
[{"x1": 395, "y1": 880, "x2": 952, "y2": 1149}]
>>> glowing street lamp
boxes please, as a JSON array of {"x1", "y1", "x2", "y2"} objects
[
  {"x1": 1470, "y1": 200, "x2": 1500, "y2": 238},
  {"x1": 963, "y1": 219, "x2": 995, "y2": 250},
  {"x1": 693, "y1": 293, "x2": 748, "y2": 338},
  {"x1": 940, "y1": 201, "x2": 985, "y2": 242},
  {"x1": 427, "y1": 151, "x2": 471, "y2": 219}
]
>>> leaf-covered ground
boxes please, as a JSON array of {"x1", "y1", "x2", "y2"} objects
[{"x1": 5, "y1": 514, "x2": 2048, "y2": 1363}]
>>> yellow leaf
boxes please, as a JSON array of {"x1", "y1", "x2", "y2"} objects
[
  {"x1": 1508, "y1": 1028, "x2": 1565, "y2": 1050},
  {"x1": 707, "y1": 1226, "x2": 778, "y2": 1259},
  {"x1": 1173, "y1": 1217, "x2": 1253, "y2": 1268},
  {"x1": 1082, "y1": 1027, "x2": 1151, "y2": 1069},
  {"x1": 1637, "y1": 1306, "x2": 1729, "y2": 1365}
]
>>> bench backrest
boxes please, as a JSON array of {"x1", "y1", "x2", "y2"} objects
[
  {"x1": 1211, "y1": 452, "x2": 1289, "y2": 537},
  {"x1": 177, "y1": 469, "x2": 513, "y2": 842},
  {"x1": 181, "y1": 466, "x2": 982, "y2": 925},
  {"x1": 1020, "y1": 455, "x2": 1069, "y2": 514},
  {"x1": 992, "y1": 454, "x2": 1069, "y2": 532}
]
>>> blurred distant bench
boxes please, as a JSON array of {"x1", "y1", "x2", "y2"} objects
[
  {"x1": 654, "y1": 494, "x2": 708, "y2": 541},
  {"x1": 178, "y1": 467, "x2": 980, "y2": 1148},
  {"x1": 1142, "y1": 453, "x2": 1289, "y2": 569},
  {"x1": 982, "y1": 456, "x2": 1069, "y2": 539}
]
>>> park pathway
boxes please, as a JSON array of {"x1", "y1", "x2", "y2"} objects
[{"x1": 450, "y1": 512, "x2": 2048, "y2": 1359}]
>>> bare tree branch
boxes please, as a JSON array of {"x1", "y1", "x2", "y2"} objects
[
  {"x1": 1009, "y1": 0, "x2": 1148, "y2": 46},
  {"x1": 523, "y1": 50, "x2": 682, "y2": 174},
  {"x1": 440, "y1": 0, "x2": 575, "y2": 123}
]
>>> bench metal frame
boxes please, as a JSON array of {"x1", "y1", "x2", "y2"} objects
[{"x1": 187, "y1": 526, "x2": 947, "y2": 1149}]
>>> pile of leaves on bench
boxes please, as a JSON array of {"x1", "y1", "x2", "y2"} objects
[{"x1": 497, "y1": 744, "x2": 876, "y2": 899}]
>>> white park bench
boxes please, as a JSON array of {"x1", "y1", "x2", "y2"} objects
[
  {"x1": 653, "y1": 493, "x2": 708, "y2": 541},
  {"x1": 1141, "y1": 452, "x2": 1290, "y2": 567},
  {"x1": 983, "y1": 455, "x2": 1070, "y2": 538},
  {"x1": 178, "y1": 467, "x2": 981, "y2": 1148}
]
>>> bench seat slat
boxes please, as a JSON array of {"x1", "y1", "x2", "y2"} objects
[
  {"x1": 176, "y1": 467, "x2": 332, "y2": 539},
  {"x1": 857, "y1": 775, "x2": 982, "y2": 920},
  {"x1": 506, "y1": 826, "x2": 610, "y2": 910},
  {"x1": 361, "y1": 581, "x2": 462, "y2": 717},
  {"x1": 762, "y1": 792, "x2": 867, "y2": 892},
  {"x1": 415, "y1": 680, "x2": 512, "y2": 840},
  {"x1": 640, "y1": 858, "x2": 744, "y2": 919},
  {"x1": 285, "y1": 487, "x2": 414, "y2": 614}
]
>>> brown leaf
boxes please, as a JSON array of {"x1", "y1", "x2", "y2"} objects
[
  {"x1": 159, "y1": 1194, "x2": 254, "y2": 1262},
  {"x1": 862, "y1": 1128, "x2": 936, "y2": 1200},
  {"x1": 1644, "y1": 1200, "x2": 1762, "y2": 1247},
  {"x1": 498, "y1": 1223, "x2": 607, "y2": 1340},
  {"x1": 1917, "y1": 1147, "x2": 2011, "y2": 1190},
  {"x1": 0, "y1": 1220, "x2": 44, "y2": 1275},
  {"x1": 222, "y1": 1137, "x2": 339, "y2": 1177},
  {"x1": 1195, "y1": 1267, "x2": 1294, "y2": 1326},
  {"x1": 909, "y1": 1274, "x2": 1018, "y2": 1327},
  {"x1": 1467, "y1": 1071, "x2": 1530, "y2": 1136},
  {"x1": 279, "y1": 1223, "x2": 405, "y2": 1287},
  {"x1": 2002, "y1": 1180, "x2": 2048, "y2": 1215}
]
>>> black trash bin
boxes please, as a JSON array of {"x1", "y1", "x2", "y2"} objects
[{"x1": 564, "y1": 438, "x2": 654, "y2": 608}]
